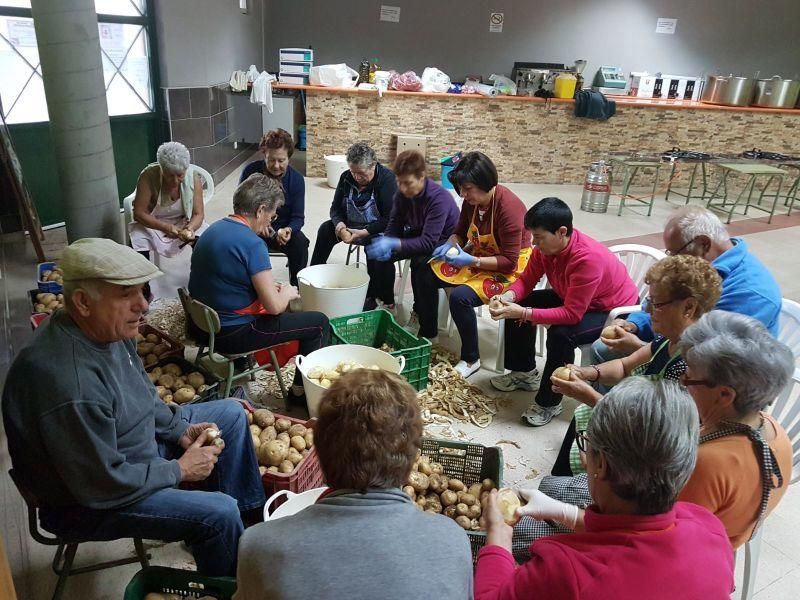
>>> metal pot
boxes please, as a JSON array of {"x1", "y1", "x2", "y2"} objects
[
  {"x1": 751, "y1": 76, "x2": 800, "y2": 108},
  {"x1": 701, "y1": 75, "x2": 755, "y2": 107}
]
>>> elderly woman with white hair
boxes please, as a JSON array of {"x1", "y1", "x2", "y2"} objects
[
  {"x1": 476, "y1": 377, "x2": 734, "y2": 599},
  {"x1": 677, "y1": 310, "x2": 794, "y2": 549},
  {"x1": 130, "y1": 141, "x2": 208, "y2": 261}
]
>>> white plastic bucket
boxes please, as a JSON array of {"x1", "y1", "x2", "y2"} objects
[
  {"x1": 263, "y1": 486, "x2": 328, "y2": 521},
  {"x1": 295, "y1": 344, "x2": 406, "y2": 417},
  {"x1": 324, "y1": 154, "x2": 348, "y2": 188},
  {"x1": 296, "y1": 264, "x2": 370, "y2": 319}
]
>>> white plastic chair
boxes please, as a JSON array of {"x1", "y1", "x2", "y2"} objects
[
  {"x1": 740, "y1": 367, "x2": 800, "y2": 600},
  {"x1": 777, "y1": 298, "x2": 800, "y2": 363},
  {"x1": 122, "y1": 164, "x2": 215, "y2": 248}
]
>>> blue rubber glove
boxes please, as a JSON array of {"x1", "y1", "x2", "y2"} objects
[
  {"x1": 431, "y1": 240, "x2": 457, "y2": 260},
  {"x1": 366, "y1": 236, "x2": 400, "y2": 262},
  {"x1": 444, "y1": 246, "x2": 478, "y2": 267}
]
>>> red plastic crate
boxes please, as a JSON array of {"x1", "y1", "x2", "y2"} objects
[
  {"x1": 241, "y1": 403, "x2": 325, "y2": 504},
  {"x1": 30, "y1": 313, "x2": 48, "y2": 330}
]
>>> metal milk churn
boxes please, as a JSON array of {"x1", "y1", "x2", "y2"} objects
[{"x1": 580, "y1": 161, "x2": 611, "y2": 213}]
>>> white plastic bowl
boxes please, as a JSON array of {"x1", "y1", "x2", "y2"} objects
[
  {"x1": 296, "y1": 264, "x2": 370, "y2": 319},
  {"x1": 324, "y1": 154, "x2": 348, "y2": 188}
]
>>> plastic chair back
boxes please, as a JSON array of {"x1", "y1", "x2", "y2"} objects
[
  {"x1": 768, "y1": 368, "x2": 800, "y2": 484},
  {"x1": 607, "y1": 244, "x2": 667, "y2": 300},
  {"x1": 778, "y1": 298, "x2": 800, "y2": 363}
]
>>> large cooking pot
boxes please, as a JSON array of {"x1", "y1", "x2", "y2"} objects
[
  {"x1": 701, "y1": 75, "x2": 755, "y2": 106},
  {"x1": 751, "y1": 76, "x2": 800, "y2": 109}
]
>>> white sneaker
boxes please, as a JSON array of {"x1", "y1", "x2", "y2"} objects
[
  {"x1": 521, "y1": 403, "x2": 563, "y2": 427},
  {"x1": 454, "y1": 359, "x2": 481, "y2": 378},
  {"x1": 490, "y1": 369, "x2": 540, "y2": 392}
]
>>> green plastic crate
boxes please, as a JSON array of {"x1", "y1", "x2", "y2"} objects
[
  {"x1": 329, "y1": 309, "x2": 432, "y2": 391},
  {"x1": 124, "y1": 566, "x2": 236, "y2": 599},
  {"x1": 419, "y1": 437, "x2": 504, "y2": 560}
]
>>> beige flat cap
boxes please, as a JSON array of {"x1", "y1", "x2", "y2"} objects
[{"x1": 61, "y1": 238, "x2": 163, "y2": 286}]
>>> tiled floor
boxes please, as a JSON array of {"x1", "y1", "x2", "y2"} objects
[{"x1": 1, "y1": 158, "x2": 798, "y2": 598}]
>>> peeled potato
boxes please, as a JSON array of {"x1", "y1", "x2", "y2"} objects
[
  {"x1": 497, "y1": 488, "x2": 521, "y2": 524},
  {"x1": 552, "y1": 366, "x2": 573, "y2": 381},
  {"x1": 445, "y1": 246, "x2": 459, "y2": 257},
  {"x1": 308, "y1": 366, "x2": 325, "y2": 379},
  {"x1": 601, "y1": 325, "x2": 620, "y2": 339},
  {"x1": 258, "y1": 465, "x2": 268, "y2": 476},
  {"x1": 318, "y1": 378, "x2": 331, "y2": 388}
]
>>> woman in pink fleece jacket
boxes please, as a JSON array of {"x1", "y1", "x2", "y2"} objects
[
  {"x1": 475, "y1": 377, "x2": 734, "y2": 600},
  {"x1": 488, "y1": 198, "x2": 637, "y2": 427}
]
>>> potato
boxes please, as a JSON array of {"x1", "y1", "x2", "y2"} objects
[
  {"x1": 418, "y1": 458, "x2": 433, "y2": 476},
  {"x1": 307, "y1": 366, "x2": 325, "y2": 379},
  {"x1": 402, "y1": 485, "x2": 416, "y2": 500},
  {"x1": 455, "y1": 515, "x2": 472, "y2": 530},
  {"x1": 151, "y1": 367, "x2": 163, "y2": 378},
  {"x1": 428, "y1": 473, "x2": 449, "y2": 494},
  {"x1": 468, "y1": 483, "x2": 483, "y2": 499},
  {"x1": 162, "y1": 363, "x2": 183, "y2": 377},
  {"x1": 34, "y1": 303, "x2": 46, "y2": 312},
  {"x1": 173, "y1": 377, "x2": 186, "y2": 390},
  {"x1": 277, "y1": 432, "x2": 290, "y2": 444},
  {"x1": 318, "y1": 378, "x2": 331, "y2": 388},
  {"x1": 137, "y1": 342, "x2": 155, "y2": 356},
  {"x1": 157, "y1": 374, "x2": 175, "y2": 389},
  {"x1": 267, "y1": 466, "x2": 279, "y2": 473},
  {"x1": 467, "y1": 504, "x2": 482, "y2": 519},
  {"x1": 460, "y1": 493, "x2": 477, "y2": 506},
  {"x1": 455, "y1": 503, "x2": 470, "y2": 516},
  {"x1": 260, "y1": 440, "x2": 289, "y2": 467},
  {"x1": 260, "y1": 427, "x2": 277, "y2": 444},
  {"x1": 482, "y1": 478, "x2": 496, "y2": 492},
  {"x1": 145, "y1": 333, "x2": 160, "y2": 344},
  {"x1": 163, "y1": 394, "x2": 174, "y2": 404},
  {"x1": 152, "y1": 343, "x2": 169, "y2": 357},
  {"x1": 38, "y1": 293, "x2": 56, "y2": 304},
  {"x1": 278, "y1": 460, "x2": 294, "y2": 474},
  {"x1": 552, "y1": 366, "x2": 573, "y2": 381},
  {"x1": 173, "y1": 388, "x2": 196, "y2": 404},
  {"x1": 253, "y1": 409, "x2": 275, "y2": 428},
  {"x1": 304, "y1": 430, "x2": 314, "y2": 448},
  {"x1": 448, "y1": 478, "x2": 466, "y2": 492},
  {"x1": 290, "y1": 435, "x2": 306, "y2": 451},
  {"x1": 147, "y1": 372, "x2": 159, "y2": 384},
  {"x1": 288, "y1": 424, "x2": 307, "y2": 438},
  {"x1": 408, "y1": 471, "x2": 430, "y2": 493},
  {"x1": 246, "y1": 411, "x2": 253, "y2": 425},
  {"x1": 430, "y1": 462, "x2": 444, "y2": 475},
  {"x1": 497, "y1": 488, "x2": 522, "y2": 524},
  {"x1": 440, "y1": 489, "x2": 458, "y2": 507},
  {"x1": 41, "y1": 269, "x2": 52, "y2": 279},
  {"x1": 301, "y1": 449, "x2": 308, "y2": 457},
  {"x1": 470, "y1": 518, "x2": 480, "y2": 530},
  {"x1": 601, "y1": 325, "x2": 620, "y2": 340},
  {"x1": 155, "y1": 385, "x2": 169, "y2": 399},
  {"x1": 415, "y1": 496, "x2": 427, "y2": 509},
  {"x1": 251, "y1": 434, "x2": 261, "y2": 449},
  {"x1": 424, "y1": 497, "x2": 442, "y2": 513},
  {"x1": 249, "y1": 424, "x2": 262, "y2": 436},
  {"x1": 443, "y1": 505, "x2": 458, "y2": 518},
  {"x1": 274, "y1": 418, "x2": 292, "y2": 433},
  {"x1": 287, "y1": 449, "x2": 303, "y2": 465},
  {"x1": 187, "y1": 372, "x2": 205, "y2": 389},
  {"x1": 258, "y1": 465, "x2": 268, "y2": 476}
]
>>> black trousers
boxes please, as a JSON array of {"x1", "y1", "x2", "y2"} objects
[
  {"x1": 310, "y1": 219, "x2": 395, "y2": 305},
  {"x1": 265, "y1": 230, "x2": 309, "y2": 287},
  {"x1": 504, "y1": 289, "x2": 610, "y2": 408}
]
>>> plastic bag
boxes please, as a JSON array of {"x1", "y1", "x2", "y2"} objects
[
  {"x1": 390, "y1": 70, "x2": 423, "y2": 91},
  {"x1": 309, "y1": 64, "x2": 359, "y2": 88},
  {"x1": 490, "y1": 74, "x2": 517, "y2": 96},
  {"x1": 421, "y1": 67, "x2": 451, "y2": 93}
]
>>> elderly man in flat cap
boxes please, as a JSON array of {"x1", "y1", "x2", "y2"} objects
[{"x1": 2, "y1": 238, "x2": 265, "y2": 577}]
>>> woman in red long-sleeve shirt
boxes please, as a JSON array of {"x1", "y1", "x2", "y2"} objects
[{"x1": 489, "y1": 198, "x2": 638, "y2": 426}]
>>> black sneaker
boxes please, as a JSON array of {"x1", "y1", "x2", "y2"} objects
[{"x1": 363, "y1": 297, "x2": 378, "y2": 311}]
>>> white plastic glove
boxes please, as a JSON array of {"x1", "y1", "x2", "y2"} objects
[{"x1": 517, "y1": 488, "x2": 579, "y2": 529}]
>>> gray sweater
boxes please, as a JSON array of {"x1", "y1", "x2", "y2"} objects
[
  {"x1": 235, "y1": 488, "x2": 474, "y2": 600},
  {"x1": 2, "y1": 311, "x2": 189, "y2": 509}
]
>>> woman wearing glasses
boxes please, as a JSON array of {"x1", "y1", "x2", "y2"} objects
[
  {"x1": 475, "y1": 377, "x2": 735, "y2": 599},
  {"x1": 510, "y1": 255, "x2": 721, "y2": 561},
  {"x1": 310, "y1": 142, "x2": 398, "y2": 310},
  {"x1": 677, "y1": 311, "x2": 794, "y2": 549}
]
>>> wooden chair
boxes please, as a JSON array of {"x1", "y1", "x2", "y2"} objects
[{"x1": 8, "y1": 469, "x2": 149, "y2": 600}]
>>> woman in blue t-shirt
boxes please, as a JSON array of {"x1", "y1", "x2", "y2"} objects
[
  {"x1": 189, "y1": 174, "x2": 329, "y2": 408},
  {"x1": 239, "y1": 129, "x2": 309, "y2": 286}
]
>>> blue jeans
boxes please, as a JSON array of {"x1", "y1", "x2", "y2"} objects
[{"x1": 41, "y1": 399, "x2": 265, "y2": 576}]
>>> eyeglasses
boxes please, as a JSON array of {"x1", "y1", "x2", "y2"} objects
[
  {"x1": 679, "y1": 373, "x2": 716, "y2": 388},
  {"x1": 642, "y1": 296, "x2": 679, "y2": 312},
  {"x1": 666, "y1": 236, "x2": 699, "y2": 256},
  {"x1": 575, "y1": 429, "x2": 591, "y2": 453}
]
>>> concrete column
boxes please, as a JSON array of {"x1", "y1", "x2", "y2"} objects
[{"x1": 30, "y1": 0, "x2": 122, "y2": 242}]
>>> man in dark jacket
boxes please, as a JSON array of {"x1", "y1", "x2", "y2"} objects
[{"x1": 310, "y1": 142, "x2": 398, "y2": 309}]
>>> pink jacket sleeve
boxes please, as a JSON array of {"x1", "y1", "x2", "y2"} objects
[
  {"x1": 531, "y1": 259, "x2": 602, "y2": 326},
  {"x1": 508, "y1": 250, "x2": 545, "y2": 300},
  {"x1": 475, "y1": 543, "x2": 578, "y2": 600},
  {"x1": 474, "y1": 545, "x2": 519, "y2": 600}
]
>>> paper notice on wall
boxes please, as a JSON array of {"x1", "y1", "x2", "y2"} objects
[
  {"x1": 489, "y1": 12, "x2": 504, "y2": 33},
  {"x1": 655, "y1": 18, "x2": 677, "y2": 34},
  {"x1": 380, "y1": 5, "x2": 401, "y2": 22}
]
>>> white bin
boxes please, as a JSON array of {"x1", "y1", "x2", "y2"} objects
[
  {"x1": 296, "y1": 264, "x2": 369, "y2": 319},
  {"x1": 295, "y1": 344, "x2": 406, "y2": 417},
  {"x1": 324, "y1": 154, "x2": 348, "y2": 188}
]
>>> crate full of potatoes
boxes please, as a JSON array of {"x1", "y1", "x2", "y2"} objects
[
  {"x1": 136, "y1": 323, "x2": 185, "y2": 368},
  {"x1": 37, "y1": 261, "x2": 64, "y2": 293},
  {"x1": 405, "y1": 437, "x2": 504, "y2": 559},
  {"x1": 146, "y1": 357, "x2": 220, "y2": 405},
  {"x1": 29, "y1": 289, "x2": 64, "y2": 315},
  {"x1": 246, "y1": 407, "x2": 324, "y2": 502}
]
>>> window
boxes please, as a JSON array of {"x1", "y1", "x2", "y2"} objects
[{"x1": 0, "y1": 1, "x2": 153, "y2": 124}]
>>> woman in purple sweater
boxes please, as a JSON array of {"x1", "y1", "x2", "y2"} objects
[{"x1": 366, "y1": 150, "x2": 459, "y2": 329}]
